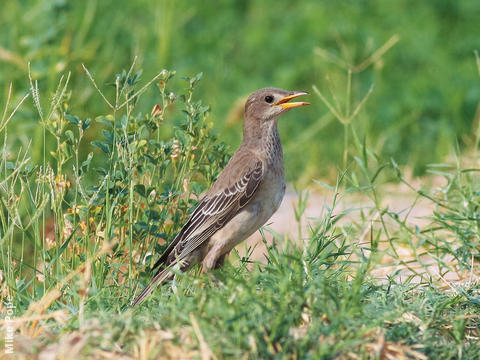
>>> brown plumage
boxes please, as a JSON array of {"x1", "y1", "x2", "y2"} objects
[{"x1": 132, "y1": 88, "x2": 309, "y2": 306}]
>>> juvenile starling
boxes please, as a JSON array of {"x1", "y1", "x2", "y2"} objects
[{"x1": 132, "y1": 88, "x2": 309, "y2": 306}]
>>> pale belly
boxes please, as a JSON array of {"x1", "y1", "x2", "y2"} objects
[{"x1": 207, "y1": 170, "x2": 286, "y2": 256}]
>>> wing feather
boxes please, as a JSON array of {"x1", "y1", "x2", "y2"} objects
[{"x1": 151, "y1": 158, "x2": 264, "y2": 274}]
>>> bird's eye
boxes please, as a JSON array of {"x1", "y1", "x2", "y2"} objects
[{"x1": 264, "y1": 95, "x2": 274, "y2": 104}]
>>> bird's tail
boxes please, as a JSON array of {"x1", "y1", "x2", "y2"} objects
[{"x1": 131, "y1": 267, "x2": 175, "y2": 307}]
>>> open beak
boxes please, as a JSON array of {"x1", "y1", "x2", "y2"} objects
[{"x1": 274, "y1": 91, "x2": 310, "y2": 109}]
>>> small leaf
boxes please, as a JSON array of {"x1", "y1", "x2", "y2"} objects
[
  {"x1": 102, "y1": 129, "x2": 113, "y2": 143},
  {"x1": 313, "y1": 179, "x2": 335, "y2": 191},
  {"x1": 65, "y1": 130, "x2": 74, "y2": 144},
  {"x1": 120, "y1": 115, "x2": 128, "y2": 129},
  {"x1": 82, "y1": 152, "x2": 93, "y2": 169},
  {"x1": 191, "y1": 72, "x2": 203, "y2": 87},
  {"x1": 95, "y1": 115, "x2": 114, "y2": 128},
  {"x1": 134, "y1": 222, "x2": 149, "y2": 233},
  {"x1": 134, "y1": 184, "x2": 146, "y2": 197},
  {"x1": 82, "y1": 118, "x2": 91, "y2": 131},
  {"x1": 146, "y1": 209, "x2": 160, "y2": 220},
  {"x1": 66, "y1": 114, "x2": 79, "y2": 125},
  {"x1": 92, "y1": 141, "x2": 110, "y2": 154}
]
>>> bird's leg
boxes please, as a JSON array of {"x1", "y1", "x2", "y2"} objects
[
  {"x1": 214, "y1": 252, "x2": 228, "y2": 269},
  {"x1": 202, "y1": 250, "x2": 227, "y2": 286}
]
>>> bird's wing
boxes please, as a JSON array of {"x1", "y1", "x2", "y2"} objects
[
  {"x1": 133, "y1": 156, "x2": 263, "y2": 307},
  {"x1": 151, "y1": 155, "x2": 264, "y2": 273}
]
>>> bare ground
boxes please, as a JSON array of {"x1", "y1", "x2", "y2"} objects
[{"x1": 240, "y1": 180, "x2": 478, "y2": 286}]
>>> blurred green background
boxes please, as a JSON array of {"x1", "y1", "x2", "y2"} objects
[{"x1": 1, "y1": 0, "x2": 479, "y2": 183}]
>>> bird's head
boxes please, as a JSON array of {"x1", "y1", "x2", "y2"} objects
[{"x1": 244, "y1": 88, "x2": 309, "y2": 123}]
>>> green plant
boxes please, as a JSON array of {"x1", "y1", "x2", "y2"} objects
[
  {"x1": 0, "y1": 64, "x2": 229, "y2": 312},
  {"x1": 3, "y1": 1, "x2": 480, "y2": 180},
  {"x1": 1, "y1": 60, "x2": 479, "y2": 358}
]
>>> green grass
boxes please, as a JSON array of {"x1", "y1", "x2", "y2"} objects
[
  {"x1": 0, "y1": 64, "x2": 479, "y2": 359},
  {"x1": 2, "y1": 0, "x2": 480, "y2": 180},
  {"x1": 1, "y1": 1, "x2": 480, "y2": 357}
]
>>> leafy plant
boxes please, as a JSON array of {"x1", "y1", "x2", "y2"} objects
[
  {"x1": 0, "y1": 57, "x2": 479, "y2": 358},
  {"x1": 0, "y1": 64, "x2": 229, "y2": 310}
]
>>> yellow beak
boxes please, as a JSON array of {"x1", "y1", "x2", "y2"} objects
[{"x1": 274, "y1": 91, "x2": 310, "y2": 109}]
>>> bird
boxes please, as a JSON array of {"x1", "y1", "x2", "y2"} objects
[{"x1": 132, "y1": 88, "x2": 309, "y2": 306}]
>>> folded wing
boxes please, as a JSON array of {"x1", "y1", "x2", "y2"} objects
[{"x1": 151, "y1": 155, "x2": 264, "y2": 274}]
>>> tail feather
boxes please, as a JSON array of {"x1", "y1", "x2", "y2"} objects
[{"x1": 131, "y1": 267, "x2": 174, "y2": 307}]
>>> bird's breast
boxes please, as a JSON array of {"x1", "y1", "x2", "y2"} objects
[{"x1": 258, "y1": 165, "x2": 286, "y2": 218}]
